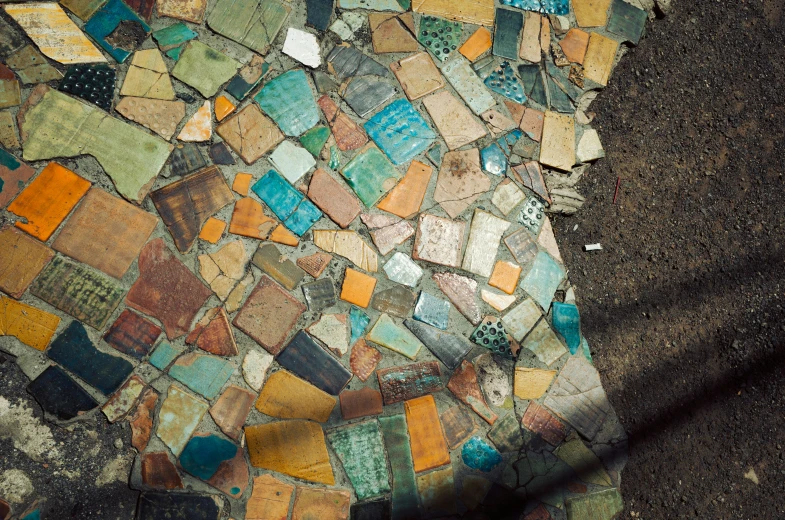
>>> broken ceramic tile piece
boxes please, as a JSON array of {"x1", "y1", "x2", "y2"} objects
[
  {"x1": 167, "y1": 143, "x2": 206, "y2": 177},
  {"x1": 208, "y1": 0, "x2": 290, "y2": 54},
  {"x1": 502, "y1": 298, "x2": 542, "y2": 342},
  {"x1": 607, "y1": 0, "x2": 647, "y2": 45},
  {"x1": 252, "y1": 170, "x2": 322, "y2": 236},
  {"x1": 462, "y1": 210, "x2": 511, "y2": 278},
  {"x1": 141, "y1": 452, "x2": 184, "y2": 490},
  {"x1": 172, "y1": 41, "x2": 240, "y2": 97},
  {"x1": 368, "y1": 313, "x2": 422, "y2": 359},
  {"x1": 504, "y1": 227, "x2": 540, "y2": 265},
  {"x1": 226, "y1": 55, "x2": 270, "y2": 101},
  {"x1": 306, "y1": 0, "x2": 334, "y2": 30},
  {"x1": 177, "y1": 101, "x2": 212, "y2": 142},
  {"x1": 487, "y1": 413, "x2": 523, "y2": 453},
  {"x1": 277, "y1": 330, "x2": 352, "y2": 394},
  {"x1": 433, "y1": 272, "x2": 482, "y2": 325},
  {"x1": 364, "y1": 99, "x2": 437, "y2": 166},
  {"x1": 300, "y1": 125, "x2": 331, "y2": 157},
  {"x1": 552, "y1": 302, "x2": 581, "y2": 354},
  {"x1": 31, "y1": 256, "x2": 124, "y2": 330},
  {"x1": 447, "y1": 359, "x2": 497, "y2": 424},
  {"x1": 482, "y1": 288, "x2": 516, "y2": 311},
  {"x1": 368, "y1": 220, "x2": 415, "y2": 256},
  {"x1": 441, "y1": 57, "x2": 496, "y2": 116},
  {"x1": 378, "y1": 414, "x2": 419, "y2": 519},
  {"x1": 4, "y1": 3, "x2": 106, "y2": 65},
  {"x1": 514, "y1": 161, "x2": 550, "y2": 203},
  {"x1": 234, "y1": 275, "x2": 305, "y2": 354},
  {"x1": 492, "y1": 179, "x2": 525, "y2": 216},
  {"x1": 308, "y1": 313, "x2": 350, "y2": 355},
  {"x1": 283, "y1": 28, "x2": 322, "y2": 68},
  {"x1": 423, "y1": 91, "x2": 488, "y2": 150},
  {"x1": 292, "y1": 486, "x2": 350, "y2": 519},
  {"x1": 135, "y1": 492, "x2": 220, "y2": 519},
  {"x1": 441, "y1": 404, "x2": 478, "y2": 449},
  {"x1": 256, "y1": 369, "x2": 337, "y2": 422},
  {"x1": 148, "y1": 341, "x2": 181, "y2": 370},
  {"x1": 208, "y1": 143, "x2": 235, "y2": 166},
  {"x1": 129, "y1": 387, "x2": 158, "y2": 450},
  {"x1": 0, "y1": 149, "x2": 35, "y2": 209},
  {"x1": 475, "y1": 352, "x2": 511, "y2": 406},
  {"x1": 302, "y1": 278, "x2": 337, "y2": 311},
  {"x1": 198, "y1": 240, "x2": 249, "y2": 301},
  {"x1": 582, "y1": 32, "x2": 619, "y2": 87},
  {"x1": 470, "y1": 316, "x2": 513, "y2": 358},
  {"x1": 120, "y1": 48, "x2": 175, "y2": 100},
  {"x1": 416, "y1": 464, "x2": 457, "y2": 517},
  {"x1": 0, "y1": 65, "x2": 21, "y2": 109},
  {"x1": 84, "y1": 0, "x2": 151, "y2": 63},
  {"x1": 417, "y1": 16, "x2": 462, "y2": 62},
  {"x1": 103, "y1": 309, "x2": 162, "y2": 360},
  {"x1": 255, "y1": 69, "x2": 319, "y2": 136},
  {"x1": 369, "y1": 13, "x2": 418, "y2": 53},
  {"x1": 169, "y1": 352, "x2": 235, "y2": 399},
  {"x1": 27, "y1": 366, "x2": 99, "y2": 421},
  {"x1": 19, "y1": 87, "x2": 171, "y2": 204},
  {"x1": 412, "y1": 292, "x2": 450, "y2": 330},
  {"x1": 480, "y1": 143, "x2": 508, "y2": 176},
  {"x1": 404, "y1": 319, "x2": 473, "y2": 371},
  {"x1": 328, "y1": 420, "x2": 391, "y2": 500},
  {"x1": 520, "y1": 12, "x2": 543, "y2": 63},
  {"x1": 514, "y1": 367, "x2": 556, "y2": 400},
  {"x1": 460, "y1": 26, "x2": 492, "y2": 61},
  {"x1": 317, "y1": 96, "x2": 368, "y2": 152},
  {"x1": 297, "y1": 251, "x2": 333, "y2": 278},
  {"x1": 270, "y1": 141, "x2": 316, "y2": 184},
  {"x1": 342, "y1": 75, "x2": 397, "y2": 118},
  {"x1": 462, "y1": 436, "x2": 502, "y2": 471},
  {"x1": 372, "y1": 286, "x2": 416, "y2": 318},
  {"x1": 242, "y1": 348, "x2": 273, "y2": 392},
  {"x1": 217, "y1": 104, "x2": 284, "y2": 164},
  {"x1": 340, "y1": 267, "x2": 377, "y2": 308},
  {"x1": 152, "y1": 22, "x2": 197, "y2": 50},
  {"x1": 405, "y1": 394, "x2": 451, "y2": 472},
  {"x1": 350, "y1": 338, "x2": 381, "y2": 381},
  {"x1": 156, "y1": 384, "x2": 208, "y2": 455},
  {"x1": 313, "y1": 230, "x2": 378, "y2": 272},
  {"x1": 116, "y1": 97, "x2": 185, "y2": 140},
  {"x1": 521, "y1": 319, "x2": 568, "y2": 366},
  {"x1": 156, "y1": 0, "x2": 208, "y2": 23},
  {"x1": 247, "y1": 474, "x2": 294, "y2": 520},
  {"x1": 0, "y1": 226, "x2": 54, "y2": 299},
  {"x1": 340, "y1": 387, "x2": 383, "y2": 420},
  {"x1": 377, "y1": 160, "x2": 432, "y2": 219},
  {"x1": 327, "y1": 44, "x2": 390, "y2": 80},
  {"x1": 521, "y1": 401, "x2": 566, "y2": 445},
  {"x1": 179, "y1": 433, "x2": 248, "y2": 498},
  {"x1": 521, "y1": 250, "x2": 566, "y2": 310},
  {"x1": 412, "y1": 0, "x2": 495, "y2": 26},
  {"x1": 383, "y1": 252, "x2": 423, "y2": 288},
  {"x1": 576, "y1": 128, "x2": 605, "y2": 163},
  {"x1": 377, "y1": 361, "x2": 442, "y2": 405},
  {"x1": 308, "y1": 168, "x2": 362, "y2": 228},
  {"x1": 482, "y1": 110, "x2": 518, "y2": 139},
  {"x1": 433, "y1": 149, "x2": 490, "y2": 218},
  {"x1": 349, "y1": 306, "x2": 370, "y2": 345},
  {"x1": 493, "y1": 8, "x2": 523, "y2": 60},
  {"x1": 186, "y1": 307, "x2": 238, "y2": 356},
  {"x1": 252, "y1": 243, "x2": 305, "y2": 290},
  {"x1": 391, "y1": 52, "x2": 445, "y2": 102},
  {"x1": 484, "y1": 61, "x2": 527, "y2": 103},
  {"x1": 518, "y1": 195, "x2": 546, "y2": 235}
]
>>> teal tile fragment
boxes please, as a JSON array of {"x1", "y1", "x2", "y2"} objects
[
  {"x1": 226, "y1": 58, "x2": 270, "y2": 100},
  {"x1": 417, "y1": 16, "x2": 462, "y2": 62},
  {"x1": 518, "y1": 64, "x2": 547, "y2": 106},
  {"x1": 552, "y1": 302, "x2": 581, "y2": 354},
  {"x1": 169, "y1": 353, "x2": 234, "y2": 399},
  {"x1": 368, "y1": 313, "x2": 422, "y2": 359},
  {"x1": 498, "y1": 129, "x2": 522, "y2": 155},
  {"x1": 542, "y1": 0, "x2": 570, "y2": 15},
  {"x1": 485, "y1": 62, "x2": 527, "y2": 103},
  {"x1": 84, "y1": 0, "x2": 151, "y2": 63},
  {"x1": 607, "y1": 0, "x2": 647, "y2": 45},
  {"x1": 521, "y1": 251, "x2": 566, "y2": 311},
  {"x1": 148, "y1": 341, "x2": 181, "y2": 370},
  {"x1": 581, "y1": 337, "x2": 592, "y2": 362},
  {"x1": 20, "y1": 510, "x2": 40, "y2": 520},
  {"x1": 251, "y1": 170, "x2": 323, "y2": 236},
  {"x1": 47, "y1": 321, "x2": 133, "y2": 396},
  {"x1": 470, "y1": 316, "x2": 513, "y2": 359},
  {"x1": 179, "y1": 434, "x2": 238, "y2": 480},
  {"x1": 462, "y1": 436, "x2": 502, "y2": 472},
  {"x1": 165, "y1": 46, "x2": 183, "y2": 60},
  {"x1": 379, "y1": 415, "x2": 419, "y2": 519},
  {"x1": 300, "y1": 125, "x2": 331, "y2": 157},
  {"x1": 481, "y1": 143, "x2": 508, "y2": 176},
  {"x1": 152, "y1": 23, "x2": 197, "y2": 50},
  {"x1": 340, "y1": 146, "x2": 401, "y2": 207},
  {"x1": 548, "y1": 76, "x2": 575, "y2": 113},
  {"x1": 493, "y1": 9, "x2": 523, "y2": 60},
  {"x1": 328, "y1": 421, "x2": 391, "y2": 501},
  {"x1": 350, "y1": 305, "x2": 371, "y2": 346},
  {"x1": 426, "y1": 143, "x2": 443, "y2": 167},
  {"x1": 501, "y1": 0, "x2": 541, "y2": 10},
  {"x1": 255, "y1": 69, "x2": 319, "y2": 136},
  {"x1": 364, "y1": 99, "x2": 437, "y2": 165}
]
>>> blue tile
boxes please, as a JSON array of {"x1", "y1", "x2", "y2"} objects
[
  {"x1": 552, "y1": 302, "x2": 581, "y2": 354},
  {"x1": 252, "y1": 170, "x2": 323, "y2": 235},
  {"x1": 152, "y1": 23, "x2": 197, "y2": 49},
  {"x1": 149, "y1": 341, "x2": 180, "y2": 370},
  {"x1": 521, "y1": 251, "x2": 566, "y2": 311},
  {"x1": 350, "y1": 305, "x2": 371, "y2": 346},
  {"x1": 484, "y1": 62, "x2": 527, "y2": 104},
  {"x1": 498, "y1": 129, "x2": 522, "y2": 155},
  {"x1": 284, "y1": 198, "x2": 322, "y2": 236},
  {"x1": 254, "y1": 69, "x2": 319, "y2": 136},
  {"x1": 413, "y1": 292, "x2": 450, "y2": 330},
  {"x1": 84, "y1": 0, "x2": 151, "y2": 63},
  {"x1": 179, "y1": 434, "x2": 238, "y2": 480},
  {"x1": 462, "y1": 436, "x2": 502, "y2": 472},
  {"x1": 169, "y1": 354, "x2": 235, "y2": 399},
  {"x1": 364, "y1": 99, "x2": 437, "y2": 165},
  {"x1": 481, "y1": 143, "x2": 508, "y2": 176},
  {"x1": 542, "y1": 0, "x2": 569, "y2": 15}
]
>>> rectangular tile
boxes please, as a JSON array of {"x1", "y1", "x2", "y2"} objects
[
  {"x1": 379, "y1": 415, "x2": 419, "y2": 519},
  {"x1": 461, "y1": 209, "x2": 511, "y2": 278},
  {"x1": 412, "y1": 0, "x2": 495, "y2": 26},
  {"x1": 208, "y1": 0, "x2": 290, "y2": 55},
  {"x1": 367, "y1": 313, "x2": 422, "y2": 359},
  {"x1": 328, "y1": 420, "x2": 391, "y2": 501},
  {"x1": 255, "y1": 369, "x2": 337, "y2": 422},
  {"x1": 493, "y1": 8, "x2": 523, "y2": 60},
  {"x1": 405, "y1": 395, "x2": 450, "y2": 473},
  {"x1": 0, "y1": 226, "x2": 54, "y2": 299},
  {"x1": 377, "y1": 361, "x2": 443, "y2": 405},
  {"x1": 416, "y1": 465, "x2": 457, "y2": 517}
]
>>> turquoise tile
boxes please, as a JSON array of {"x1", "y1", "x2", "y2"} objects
[
  {"x1": 553, "y1": 302, "x2": 581, "y2": 354},
  {"x1": 255, "y1": 69, "x2": 319, "y2": 136},
  {"x1": 497, "y1": 129, "x2": 522, "y2": 155},
  {"x1": 152, "y1": 23, "x2": 197, "y2": 50},
  {"x1": 328, "y1": 421, "x2": 391, "y2": 501},
  {"x1": 251, "y1": 170, "x2": 323, "y2": 236},
  {"x1": 364, "y1": 99, "x2": 437, "y2": 166},
  {"x1": 521, "y1": 251, "x2": 566, "y2": 311},
  {"x1": 169, "y1": 354, "x2": 234, "y2": 399},
  {"x1": 367, "y1": 313, "x2": 422, "y2": 359},
  {"x1": 484, "y1": 62, "x2": 526, "y2": 104},
  {"x1": 350, "y1": 306, "x2": 371, "y2": 346},
  {"x1": 501, "y1": 0, "x2": 541, "y2": 10},
  {"x1": 179, "y1": 434, "x2": 238, "y2": 480},
  {"x1": 340, "y1": 146, "x2": 401, "y2": 207},
  {"x1": 300, "y1": 125, "x2": 331, "y2": 157},
  {"x1": 481, "y1": 143, "x2": 507, "y2": 176},
  {"x1": 581, "y1": 337, "x2": 592, "y2": 362},
  {"x1": 20, "y1": 510, "x2": 40, "y2": 520},
  {"x1": 462, "y1": 436, "x2": 502, "y2": 472},
  {"x1": 148, "y1": 341, "x2": 180, "y2": 370},
  {"x1": 417, "y1": 16, "x2": 462, "y2": 62},
  {"x1": 501, "y1": 0, "x2": 569, "y2": 15},
  {"x1": 84, "y1": 0, "x2": 150, "y2": 63},
  {"x1": 165, "y1": 46, "x2": 183, "y2": 60}
]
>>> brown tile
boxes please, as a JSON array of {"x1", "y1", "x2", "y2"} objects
[
  {"x1": 255, "y1": 369, "x2": 337, "y2": 423},
  {"x1": 198, "y1": 240, "x2": 249, "y2": 301},
  {"x1": 52, "y1": 188, "x2": 157, "y2": 279},
  {"x1": 252, "y1": 243, "x2": 305, "y2": 291},
  {"x1": 369, "y1": 13, "x2": 418, "y2": 53},
  {"x1": 340, "y1": 387, "x2": 383, "y2": 420},
  {"x1": 433, "y1": 148, "x2": 490, "y2": 218},
  {"x1": 560, "y1": 28, "x2": 590, "y2": 64},
  {"x1": 422, "y1": 90, "x2": 487, "y2": 150},
  {"x1": 412, "y1": 0, "x2": 495, "y2": 25},
  {"x1": 217, "y1": 104, "x2": 284, "y2": 164},
  {"x1": 247, "y1": 474, "x2": 295, "y2": 520},
  {"x1": 103, "y1": 309, "x2": 162, "y2": 360},
  {"x1": 317, "y1": 95, "x2": 368, "y2": 152},
  {"x1": 405, "y1": 395, "x2": 450, "y2": 473},
  {"x1": 8, "y1": 161, "x2": 90, "y2": 241},
  {"x1": 0, "y1": 111, "x2": 19, "y2": 149},
  {"x1": 0, "y1": 150, "x2": 34, "y2": 209},
  {"x1": 412, "y1": 213, "x2": 466, "y2": 268},
  {"x1": 349, "y1": 339, "x2": 381, "y2": 382},
  {"x1": 520, "y1": 107, "x2": 544, "y2": 142},
  {"x1": 141, "y1": 452, "x2": 183, "y2": 490},
  {"x1": 151, "y1": 165, "x2": 234, "y2": 253},
  {"x1": 0, "y1": 225, "x2": 53, "y2": 299},
  {"x1": 128, "y1": 387, "x2": 158, "y2": 451},
  {"x1": 210, "y1": 385, "x2": 256, "y2": 440},
  {"x1": 308, "y1": 168, "x2": 361, "y2": 228},
  {"x1": 297, "y1": 251, "x2": 332, "y2": 278},
  {"x1": 520, "y1": 12, "x2": 542, "y2": 63},
  {"x1": 582, "y1": 32, "x2": 619, "y2": 86},
  {"x1": 186, "y1": 307, "x2": 238, "y2": 356},
  {"x1": 391, "y1": 52, "x2": 445, "y2": 101},
  {"x1": 514, "y1": 367, "x2": 557, "y2": 400},
  {"x1": 126, "y1": 238, "x2": 212, "y2": 340},
  {"x1": 377, "y1": 361, "x2": 443, "y2": 405},
  {"x1": 459, "y1": 26, "x2": 492, "y2": 61},
  {"x1": 190, "y1": 432, "x2": 249, "y2": 499},
  {"x1": 292, "y1": 486, "x2": 350, "y2": 520},
  {"x1": 102, "y1": 375, "x2": 145, "y2": 423},
  {"x1": 521, "y1": 401, "x2": 566, "y2": 446},
  {"x1": 440, "y1": 405, "x2": 477, "y2": 449},
  {"x1": 504, "y1": 99, "x2": 526, "y2": 126},
  {"x1": 229, "y1": 197, "x2": 278, "y2": 240},
  {"x1": 376, "y1": 160, "x2": 432, "y2": 219},
  {"x1": 156, "y1": 0, "x2": 207, "y2": 23},
  {"x1": 233, "y1": 275, "x2": 305, "y2": 355},
  {"x1": 512, "y1": 161, "x2": 550, "y2": 203},
  {"x1": 447, "y1": 359, "x2": 498, "y2": 425}
]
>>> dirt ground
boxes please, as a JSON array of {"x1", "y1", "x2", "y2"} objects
[{"x1": 552, "y1": 0, "x2": 785, "y2": 517}]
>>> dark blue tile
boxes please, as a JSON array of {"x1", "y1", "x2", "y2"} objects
[
  {"x1": 276, "y1": 330, "x2": 352, "y2": 395},
  {"x1": 27, "y1": 366, "x2": 99, "y2": 420}
]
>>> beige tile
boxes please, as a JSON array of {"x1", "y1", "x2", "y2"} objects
[
  {"x1": 391, "y1": 52, "x2": 445, "y2": 101},
  {"x1": 539, "y1": 111, "x2": 575, "y2": 171},
  {"x1": 422, "y1": 90, "x2": 487, "y2": 150},
  {"x1": 583, "y1": 32, "x2": 619, "y2": 86}
]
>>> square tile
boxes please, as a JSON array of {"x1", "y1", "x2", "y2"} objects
[
  {"x1": 340, "y1": 268, "x2": 377, "y2": 308},
  {"x1": 391, "y1": 52, "x2": 445, "y2": 100},
  {"x1": 489, "y1": 261, "x2": 522, "y2": 295},
  {"x1": 216, "y1": 104, "x2": 284, "y2": 164},
  {"x1": 0, "y1": 226, "x2": 54, "y2": 299},
  {"x1": 340, "y1": 145, "x2": 402, "y2": 207},
  {"x1": 412, "y1": 213, "x2": 465, "y2": 269},
  {"x1": 364, "y1": 99, "x2": 437, "y2": 166}
]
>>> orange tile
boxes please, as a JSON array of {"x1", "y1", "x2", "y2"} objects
[
  {"x1": 214, "y1": 95, "x2": 236, "y2": 122},
  {"x1": 488, "y1": 260, "x2": 521, "y2": 295},
  {"x1": 8, "y1": 162, "x2": 90, "y2": 241},
  {"x1": 0, "y1": 295, "x2": 60, "y2": 351},
  {"x1": 229, "y1": 197, "x2": 277, "y2": 239},
  {"x1": 232, "y1": 173, "x2": 253, "y2": 195},
  {"x1": 177, "y1": 100, "x2": 211, "y2": 142},
  {"x1": 376, "y1": 160, "x2": 433, "y2": 219},
  {"x1": 559, "y1": 28, "x2": 590, "y2": 64},
  {"x1": 292, "y1": 487, "x2": 350, "y2": 520},
  {"x1": 339, "y1": 268, "x2": 377, "y2": 308},
  {"x1": 199, "y1": 217, "x2": 226, "y2": 243},
  {"x1": 247, "y1": 474, "x2": 294, "y2": 520},
  {"x1": 255, "y1": 369, "x2": 337, "y2": 422},
  {"x1": 404, "y1": 395, "x2": 451, "y2": 473},
  {"x1": 270, "y1": 225, "x2": 299, "y2": 247},
  {"x1": 459, "y1": 27, "x2": 492, "y2": 62},
  {"x1": 245, "y1": 420, "x2": 335, "y2": 485}
]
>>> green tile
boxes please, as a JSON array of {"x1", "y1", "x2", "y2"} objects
[
  {"x1": 172, "y1": 41, "x2": 241, "y2": 98},
  {"x1": 208, "y1": 0, "x2": 290, "y2": 54},
  {"x1": 300, "y1": 125, "x2": 331, "y2": 157},
  {"x1": 367, "y1": 314, "x2": 422, "y2": 359},
  {"x1": 340, "y1": 146, "x2": 401, "y2": 207},
  {"x1": 379, "y1": 415, "x2": 419, "y2": 519},
  {"x1": 328, "y1": 420, "x2": 391, "y2": 501},
  {"x1": 169, "y1": 353, "x2": 235, "y2": 399}
]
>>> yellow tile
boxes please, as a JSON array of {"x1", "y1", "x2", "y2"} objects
[
  {"x1": 488, "y1": 260, "x2": 521, "y2": 295},
  {"x1": 572, "y1": 0, "x2": 612, "y2": 27},
  {"x1": 215, "y1": 95, "x2": 236, "y2": 122},
  {"x1": 514, "y1": 367, "x2": 557, "y2": 400},
  {"x1": 340, "y1": 268, "x2": 377, "y2": 308},
  {"x1": 199, "y1": 217, "x2": 226, "y2": 243},
  {"x1": 538, "y1": 111, "x2": 575, "y2": 172},
  {"x1": 255, "y1": 370, "x2": 337, "y2": 422},
  {"x1": 0, "y1": 296, "x2": 60, "y2": 351},
  {"x1": 412, "y1": 0, "x2": 495, "y2": 26},
  {"x1": 245, "y1": 420, "x2": 335, "y2": 485},
  {"x1": 459, "y1": 27, "x2": 492, "y2": 62},
  {"x1": 247, "y1": 474, "x2": 295, "y2": 520},
  {"x1": 583, "y1": 32, "x2": 619, "y2": 86}
]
